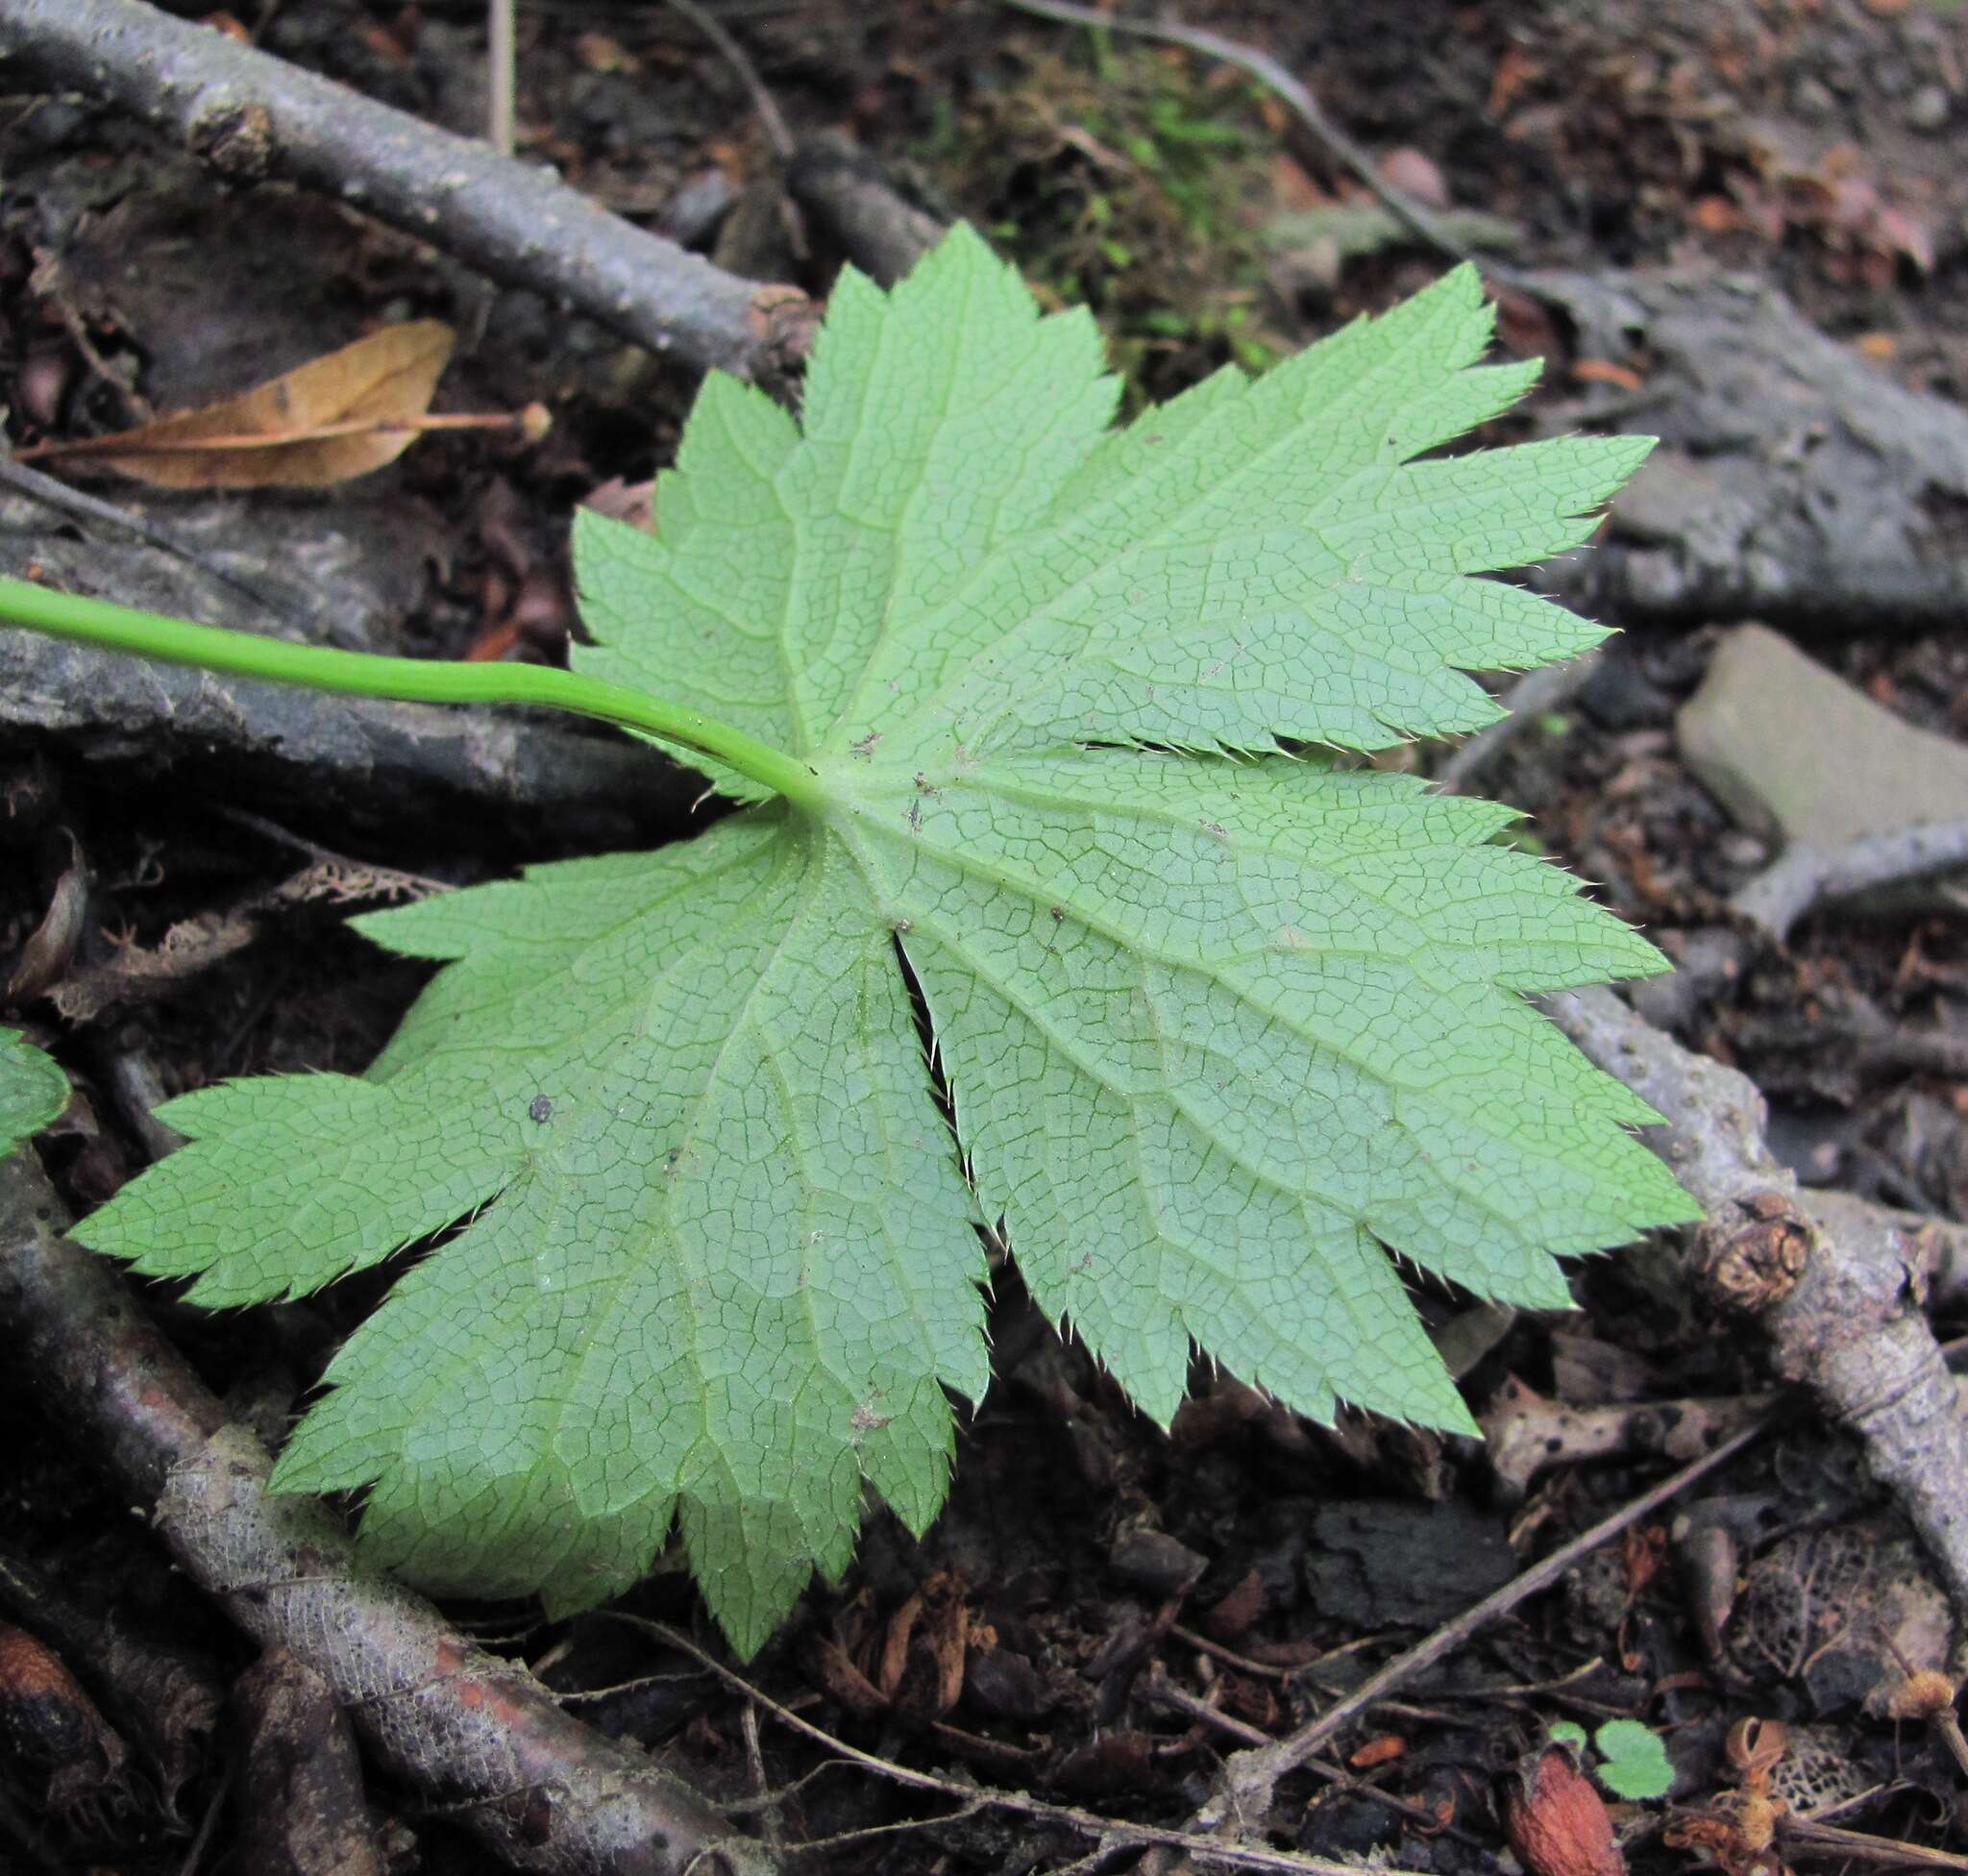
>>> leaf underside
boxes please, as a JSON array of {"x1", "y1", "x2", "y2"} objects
[
  {"x1": 79, "y1": 230, "x2": 1697, "y2": 1655},
  {"x1": 0, "y1": 1026, "x2": 67, "y2": 1153}
]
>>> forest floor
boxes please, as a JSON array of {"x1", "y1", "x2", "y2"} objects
[{"x1": 4, "y1": 2, "x2": 1968, "y2": 1873}]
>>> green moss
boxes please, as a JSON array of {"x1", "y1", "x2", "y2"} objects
[{"x1": 922, "y1": 40, "x2": 1288, "y2": 403}]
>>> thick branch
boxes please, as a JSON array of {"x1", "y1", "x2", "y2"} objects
[
  {"x1": 0, "y1": 629, "x2": 695, "y2": 845},
  {"x1": 0, "y1": 1150, "x2": 770, "y2": 1876},
  {"x1": 0, "y1": 0, "x2": 814, "y2": 384},
  {"x1": 1545, "y1": 986, "x2": 1968, "y2": 1619}
]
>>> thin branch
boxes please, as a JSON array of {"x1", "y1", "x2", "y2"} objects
[
  {"x1": 1213, "y1": 1412, "x2": 1776, "y2": 1820},
  {"x1": 1168, "y1": 1622, "x2": 1291, "y2": 1682},
  {"x1": 1139, "y1": 1666, "x2": 1471, "y2": 1840},
  {"x1": 15, "y1": 406, "x2": 543, "y2": 463},
  {"x1": 1732, "y1": 818, "x2": 1968, "y2": 945},
  {"x1": 0, "y1": 1150, "x2": 767, "y2": 1876},
  {"x1": 486, "y1": 0, "x2": 516, "y2": 158},
  {"x1": 0, "y1": 0, "x2": 812, "y2": 383},
  {"x1": 665, "y1": 0, "x2": 794, "y2": 160},
  {"x1": 627, "y1": 1617, "x2": 1443, "y2": 1876},
  {"x1": 1776, "y1": 1814, "x2": 1968, "y2": 1871},
  {"x1": 1434, "y1": 654, "x2": 1601, "y2": 795},
  {"x1": 996, "y1": 0, "x2": 1523, "y2": 286}
]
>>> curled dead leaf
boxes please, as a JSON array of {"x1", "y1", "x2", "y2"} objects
[
  {"x1": 877, "y1": 1571, "x2": 970, "y2": 1720},
  {"x1": 20, "y1": 321, "x2": 456, "y2": 489},
  {"x1": 0, "y1": 1622, "x2": 131, "y2": 1828},
  {"x1": 7, "y1": 832, "x2": 90, "y2": 1002}
]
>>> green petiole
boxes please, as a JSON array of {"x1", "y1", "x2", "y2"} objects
[{"x1": 0, "y1": 574, "x2": 824, "y2": 812}]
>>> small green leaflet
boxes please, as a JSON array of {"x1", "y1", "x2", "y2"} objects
[
  {"x1": 0, "y1": 1027, "x2": 67, "y2": 1152},
  {"x1": 1549, "y1": 1718, "x2": 1675, "y2": 1800},
  {"x1": 79, "y1": 228, "x2": 1698, "y2": 1655}
]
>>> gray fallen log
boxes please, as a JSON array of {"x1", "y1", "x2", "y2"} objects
[
  {"x1": 0, "y1": 629, "x2": 690, "y2": 845},
  {"x1": 1532, "y1": 269, "x2": 1968, "y2": 632},
  {"x1": 0, "y1": 493, "x2": 691, "y2": 842}
]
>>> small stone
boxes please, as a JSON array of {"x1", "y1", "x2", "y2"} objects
[
  {"x1": 1906, "y1": 84, "x2": 1952, "y2": 134},
  {"x1": 1871, "y1": 54, "x2": 1913, "y2": 100},
  {"x1": 1579, "y1": 650, "x2": 1672, "y2": 731},
  {"x1": 1789, "y1": 75, "x2": 1839, "y2": 122},
  {"x1": 1677, "y1": 624, "x2": 1968, "y2": 849},
  {"x1": 1717, "y1": 830, "x2": 1773, "y2": 871},
  {"x1": 1107, "y1": 1526, "x2": 1206, "y2": 1598},
  {"x1": 964, "y1": 1646, "x2": 1052, "y2": 1720}
]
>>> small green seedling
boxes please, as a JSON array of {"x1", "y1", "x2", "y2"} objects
[
  {"x1": 0, "y1": 227, "x2": 1697, "y2": 1654},
  {"x1": 1549, "y1": 1718, "x2": 1676, "y2": 1801}
]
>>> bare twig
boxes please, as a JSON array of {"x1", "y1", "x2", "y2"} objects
[
  {"x1": 1544, "y1": 987, "x2": 1968, "y2": 1627},
  {"x1": 1776, "y1": 1814, "x2": 1968, "y2": 1871},
  {"x1": 1433, "y1": 654, "x2": 1602, "y2": 795},
  {"x1": 1733, "y1": 818, "x2": 1968, "y2": 944},
  {"x1": 0, "y1": 1150, "x2": 769, "y2": 1876},
  {"x1": 1480, "y1": 1382, "x2": 1780, "y2": 1498},
  {"x1": 996, "y1": 0, "x2": 1524, "y2": 285},
  {"x1": 1207, "y1": 1413, "x2": 1775, "y2": 1824},
  {"x1": 630, "y1": 1617, "x2": 1440, "y2": 1876},
  {"x1": 1168, "y1": 1623, "x2": 1291, "y2": 1682},
  {"x1": 0, "y1": 0, "x2": 813, "y2": 384},
  {"x1": 785, "y1": 140, "x2": 947, "y2": 285},
  {"x1": 665, "y1": 0, "x2": 794, "y2": 160},
  {"x1": 486, "y1": 0, "x2": 516, "y2": 158},
  {"x1": 1139, "y1": 1666, "x2": 1472, "y2": 1840}
]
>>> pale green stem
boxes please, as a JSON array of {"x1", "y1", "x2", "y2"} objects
[{"x1": 0, "y1": 575, "x2": 824, "y2": 811}]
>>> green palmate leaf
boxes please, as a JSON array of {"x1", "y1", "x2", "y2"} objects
[
  {"x1": 78, "y1": 228, "x2": 1698, "y2": 1654},
  {"x1": 0, "y1": 1027, "x2": 67, "y2": 1153}
]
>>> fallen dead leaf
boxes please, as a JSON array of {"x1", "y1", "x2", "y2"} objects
[
  {"x1": 7, "y1": 832, "x2": 89, "y2": 1002},
  {"x1": 1689, "y1": 194, "x2": 1742, "y2": 234},
  {"x1": 20, "y1": 322, "x2": 457, "y2": 489},
  {"x1": 1571, "y1": 358, "x2": 1646, "y2": 391},
  {"x1": 1350, "y1": 1734, "x2": 1408, "y2": 1770}
]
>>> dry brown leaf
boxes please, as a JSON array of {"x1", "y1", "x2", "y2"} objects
[{"x1": 29, "y1": 321, "x2": 455, "y2": 489}]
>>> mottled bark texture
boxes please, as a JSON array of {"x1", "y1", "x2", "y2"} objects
[{"x1": 1546, "y1": 986, "x2": 1968, "y2": 1626}]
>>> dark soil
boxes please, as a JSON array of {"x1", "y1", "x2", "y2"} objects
[{"x1": 4, "y1": 2, "x2": 1968, "y2": 1872}]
